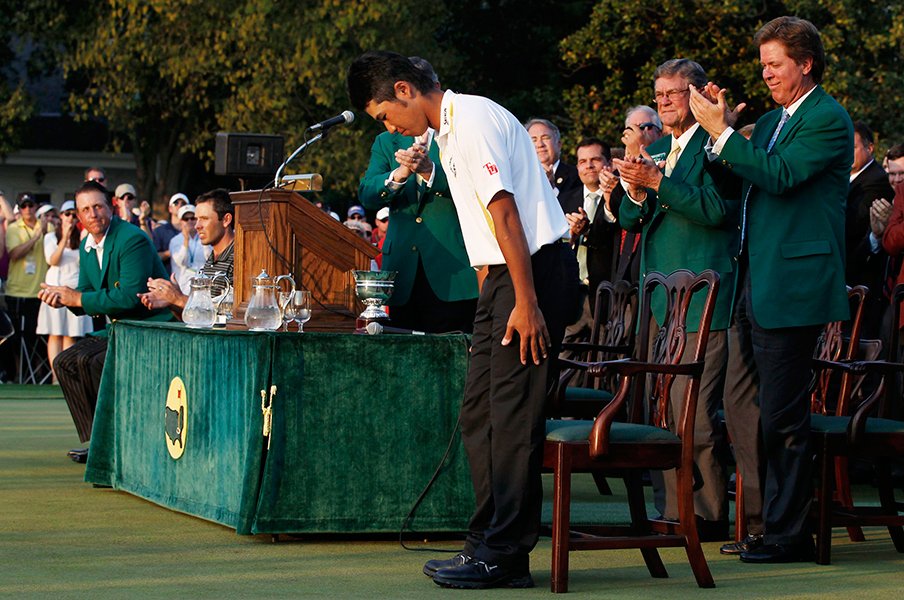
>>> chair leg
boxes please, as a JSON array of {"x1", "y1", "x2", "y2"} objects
[
  {"x1": 676, "y1": 466, "x2": 714, "y2": 588},
  {"x1": 550, "y1": 443, "x2": 572, "y2": 593},
  {"x1": 624, "y1": 472, "x2": 668, "y2": 579},
  {"x1": 834, "y1": 457, "x2": 865, "y2": 542},
  {"x1": 735, "y1": 468, "x2": 747, "y2": 541},
  {"x1": 591, "y1": 471, "x2": 613, "y2": 495},
  {"x1": 816, "y1": 443, "x2": 833, "y2": 565},
  {"x1": 875, "y1": 461, "x2": 904, "y2": 553}
]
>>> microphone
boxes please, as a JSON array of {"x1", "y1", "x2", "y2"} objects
[
  {"x1": 365, "y1": 322, "x2": 426, "y2": 336},
  {"x1": 307, "y1": 110, "x2": 355, "y2": 132}
]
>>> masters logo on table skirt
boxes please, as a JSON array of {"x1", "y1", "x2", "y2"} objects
[{"x1": 165, "y1": 376, "x2": 188, "y2": 459}]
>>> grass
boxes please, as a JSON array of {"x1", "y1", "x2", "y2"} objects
[{"x1": 0, "y1": 389, "x2": 902, "y2": 599}]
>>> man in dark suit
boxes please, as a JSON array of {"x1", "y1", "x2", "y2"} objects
[
  {"x1": 38, "y1": 181, "x2": 172, "y2": 457},
  {"x1": 846, "y1": 121, "x2": 894, "y2": 337},
  {"x1": 691, "y1": 15, "x2": 853, "y2": 563},
  {"x1": 357, "y1": 57, "x2": 478, "y2": 333},
  {"x1": 615, "y1": 58, "x2": 740, "y2": 541},
  {"x1": 526, "y1": 118, "x2": 581, "y2": 198},
  {"x1": 559, "y1": 138, "x2": 625, "y2": 339}
]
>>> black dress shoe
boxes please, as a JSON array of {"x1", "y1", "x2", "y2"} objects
[
  {"x1": 67, "y1": 448, "x2": 88, "y2": 464},
  {"x1": 432, "y1": 560, "x2": 534, "y2": 589},
  {"x1": 720, "y1": 533, "x2": 764, "y2": 555},
  {"x1": 423, "y1": 552, "x2": 471, "y2": 577},
  {"x1": 740, "y1": 541, "x2": 815, "y2": 564}
]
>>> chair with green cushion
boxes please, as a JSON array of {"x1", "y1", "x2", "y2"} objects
[
  {"x1": 550, "y1": 280, "x2": 638, "y2": 419},
  {"x1": 544, "y1": 269, "x2": 719, "y2": 593},
  {"x1": 810, "y1": 283, "x2": 904, "y2": 565}
]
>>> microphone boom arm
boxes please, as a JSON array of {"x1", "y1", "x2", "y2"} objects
[{"x1": 273, "y1": 132, "x2": 323, "y2": 189}]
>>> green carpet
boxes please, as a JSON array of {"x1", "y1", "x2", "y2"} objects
[{"x1": 1, "y1": 392, "x2": 902, "y2": 599}]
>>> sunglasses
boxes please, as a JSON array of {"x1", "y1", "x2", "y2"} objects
[
  {"x1": 637, "y1": 122, "x2": 660, "y2": 132},
  {"x1": 349, "y1": 214, "x2": 364, "y2": 220},
  {"x1": 89, "y1": 177, "x2": 106, "y2": 183},
  {"x1": 19, "y1": 201, "x2": 35, "y2": 209},
  {"x1": 182, "y1": 216, "x2": 197, "y2": 221},
  {"x1": 121, "y1": 194, "x2": 136, "y2": 201}
]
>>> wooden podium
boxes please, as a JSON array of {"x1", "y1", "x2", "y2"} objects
[{"x1": 230, "y1": 189, "x2": 378, "y2": 331}]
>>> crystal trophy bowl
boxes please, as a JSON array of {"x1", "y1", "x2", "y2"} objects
[{"x1": 353, "y1": 270, "x2": 396, "y2": 329}]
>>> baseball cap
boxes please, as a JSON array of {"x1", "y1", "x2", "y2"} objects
[
  {"x1": 376, "y1": 207, "x2": 390, "y2": 221},
  {"x1": 36, "y1": 204, "x2": 56, "y2": 219},
  {"x1": 169, "y1": 192, "x2": 189, "y2": 206},
  {"x1": 347, "y1": 205, "x2": 365, "y2": 218},
  {"x1": 115, "y1": 183, "x2": 137, "y2": 198},
  {"x1": 60, "y1": 200, "x2": 76, "y2": 212},
  {"x1": 178, "y1": 205, "x2": 197, "y2": 220}
]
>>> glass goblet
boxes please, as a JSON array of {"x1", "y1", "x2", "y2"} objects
[
  {"x1": 279, "y1": 291, "x2": 297, "y2": 331},
  {"x1": 292, "y1": 290, "x2": 312, "y2": 333}
]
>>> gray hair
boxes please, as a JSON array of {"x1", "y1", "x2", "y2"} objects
[
  {"x1": 523, "y1": 118, "x2": 561, "y2": 141},
  {"x1": 624, "y1": 105, "x2": 662, "y2": 129},
  {"x1": 652, "y1": 58, "x2": 707, "y2": 89}
]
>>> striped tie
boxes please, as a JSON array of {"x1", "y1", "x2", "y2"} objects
[
  {"x1": 665, "y1": 143, "x2": 681, "y2": 176},
  {"x1": 740, "y1": 110, "x2": 790, "y2": 250}
]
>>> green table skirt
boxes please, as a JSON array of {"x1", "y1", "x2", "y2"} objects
[{"x1": 85, "y1": 321, "x2": 474, "y2": 534}]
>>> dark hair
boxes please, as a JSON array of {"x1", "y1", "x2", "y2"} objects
[
  {"x1": 653, "y1": 58, "x2": 707, "y2": 89},
  {"x1": 195, "y1": 188, "x2": 234, "y2": 223},
  {"x1": 754, "y1": 16, "x2": 825, "y2": 83},
  {"x1": 408, "y1": 56, "x2": 439, "y2": 84},
  {"x1": 887, "y1": 144, "x2": 904, "y2": 162},
  {"x1": 347, "y1": 51, "x2": 436, "y2": 111},
  {"x1": 853, "y1": 121, "x2": 874, "y2": 147},
  {"x1": 576, "y1": 137, "x2": 612, "y2": 162},
  {"x1": 55, "y1": 216, "x2": 80, "y2": 250},
  {"x1": 75, "y1": 180, "x2": 113, "y2": 205}
]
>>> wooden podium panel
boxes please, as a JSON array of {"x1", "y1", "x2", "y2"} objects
[{"x1": 230, "y1": 189, "x2": 378, "y2": 331}]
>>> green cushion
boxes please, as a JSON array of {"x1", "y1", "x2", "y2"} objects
[
  {"x1": 563, "y1": 387, "x2": 614, "y2": 403},
  {"x1": 810, "y1": 414, "x2": 904, "y2": 434},
  {"x1": 546, "y1": 420, "x2": 680, "y2": 443}
]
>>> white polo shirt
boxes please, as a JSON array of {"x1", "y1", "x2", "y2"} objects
[{"x1": 434, "y1": 90, "x2": 568, "y2": 267}]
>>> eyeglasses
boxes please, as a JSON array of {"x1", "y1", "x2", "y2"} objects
[
  {"x1": 172, "y1": 199, "x2": 187, "y2": 207},
  {"x1": 653, "y1": 88, "x2": 690, "y2": 103},
  {"x1": 636, "y1": 122, "x2": 661, "y2": 132}
]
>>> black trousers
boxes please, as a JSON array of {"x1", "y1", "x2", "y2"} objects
[
  {"x1": 390, "y1": 258, "x2": 477, "y2": 334},
  {"x1": 55, "y1": 336, "x2": 108, "y2": 443},
  {"x1": 461, "y1": 242, "x2": 577, "y2": 567},
  {"x1": 736, "y1": 267, "x2": 819, "y2": 545},
  {"x1": 6, "y1": 296, "x2": 41, "y2": 379}
]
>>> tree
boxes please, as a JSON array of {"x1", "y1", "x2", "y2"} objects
[
  {"x1": 558, "y1": 1, "x2": 904, "y2": 155},
  {"x1": 62, "y1": 0, "x2": 460, "y2": 210}
]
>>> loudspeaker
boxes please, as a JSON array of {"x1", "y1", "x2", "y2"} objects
[{"x1": 215, "y1": 133, "x2": 285, "y2": 177}]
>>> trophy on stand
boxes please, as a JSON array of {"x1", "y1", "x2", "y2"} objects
[{"x1": 353, "y1": 270, "x2": 396, "y2": 333}]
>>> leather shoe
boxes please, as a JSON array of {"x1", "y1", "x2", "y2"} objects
[
  {"x1": 432, "y1": 560, "x2": 534, "y2": 589},
  {"x1": 720, "y1": 533, "x2": 764, "y2": 555},
  {"x1": 423, "y1": 552, "x2": 471, "y2": 577},
  {"x1": 740, "y1": 541, "x2": 815, "y2": 564},
  {"x1": 67, "y1": 448, "x2": 88, "y2": 464}
]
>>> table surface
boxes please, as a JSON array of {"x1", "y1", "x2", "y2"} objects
[{"x1": 85, "y1": 321, "x2": 474, "y2": 534}]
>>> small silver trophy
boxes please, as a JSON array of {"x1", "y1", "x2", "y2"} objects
[{"x1": 353, "y1": 270, "x2": 396, "y2": 333}]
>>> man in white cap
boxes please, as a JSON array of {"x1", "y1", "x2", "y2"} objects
[
  {"x1": 343, "y1": 204, "x2": 373, "y2": 239},
  {"x1": 152, "y1": 192, "x2": 189, "y2": 271},
  {"x1": 168, "y1": 204, "x2": 209, "y2": 293}
]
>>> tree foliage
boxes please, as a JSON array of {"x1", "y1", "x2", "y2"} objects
[{"x1": 559, "y1": 0, "x2": 904, "y2": 156}]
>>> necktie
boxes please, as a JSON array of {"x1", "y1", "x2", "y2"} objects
[
  {"x1": 577, "y1": 192, "x2": 601, "y2": 281},
  {"x1": 665, "y1": 143, "x2": 681, "y2": 176},
  {"x1": 740, "y1": 110, "x2": 790, "y2": 250}
]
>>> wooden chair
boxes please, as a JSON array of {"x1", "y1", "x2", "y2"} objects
[
  {"x1": 810, "y1": 284, "x2": 904, "y2": 565},
  {"x1": 544, "y1": 269, "x2": 719, "y2": 592},
  {"x1": 549, "y1": 280, "x2": 638, "y2": 419}
]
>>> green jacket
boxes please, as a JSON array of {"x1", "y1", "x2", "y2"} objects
[
  {"x1": 620, "y1": 125, "x2": 740, "y2": 332},
  {"x1": 716, "y1": 86, "x2": 851, "y2": 329},
  {"x1": 358, "y1": 132, "x2": 477, "y2": 306},
  {"x1": 74, "y1": 216, "x2": 173, "y2": 334}
]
